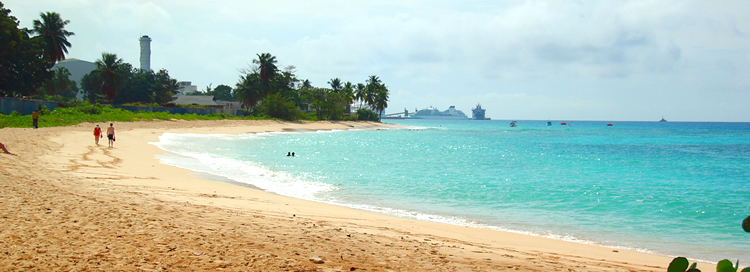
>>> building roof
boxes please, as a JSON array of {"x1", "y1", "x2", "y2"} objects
[{"x1": 172, "y1": 95, "x2": 220, "y2": 106}]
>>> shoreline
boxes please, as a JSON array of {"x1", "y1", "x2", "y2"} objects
[
  {"x1": 0, "y1": 120, "x2": 712, "y2": 271},
  {"x1": 160, "y1": 143, "x2": 661, "y2": 259}
]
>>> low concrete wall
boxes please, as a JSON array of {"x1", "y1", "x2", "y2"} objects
[{"x1": 0, "y1": 97, "x2": 59, "y2": 115}]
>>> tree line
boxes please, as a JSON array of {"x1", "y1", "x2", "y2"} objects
[
  {"x1": 0, "y1": 3, "x2": 389, "y2": 121},
  {"x1": 1, "y1": 2, "x2": 74, "y2": 98},
  {"x1": 233, "y1": 53, "x2": 389, "y2": 121},
  {"x1": 0, "y1": 3, "x2": 180, "y2": 106}
]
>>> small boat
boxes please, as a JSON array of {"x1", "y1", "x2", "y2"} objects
[
  {"x1": 607, "y1": 123, "x2": 613, "y2": 126},
  {"x1": 560, "y1": 122, "x2": 567, "y2": 125},
  {"x1": 659, "y1": 116, "x2": 667, "y2": 122},
  {"x1": 547, "y1": 121, "x2": 552, "y2": 126},
  {"x1": 510, "y1": 121, "x2": 517, "y2": 127}
]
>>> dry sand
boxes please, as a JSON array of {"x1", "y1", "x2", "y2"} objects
[{"x1": 0, "y1": 120, "x2": 701, "y2": 271}]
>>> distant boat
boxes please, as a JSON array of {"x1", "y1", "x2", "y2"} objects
[
  {"x1": 547, "y1": 121, "x2": 552, "y2": 126},
  {"x1": 607, "y1": 123, "x2": 613, "y2": 126},
  {"x1": 471, "y1": 104, "x2": 487, "y2": 120},
  {"x1": 510, "y1": 121, "x2": 517, "y2": 127},
  {"x1": 411, "y1": 106, "x2": 469, "y2": 120},
  {"x1": 659, "y1": 116, "x2": 668, "y2": 122},
  {"x1": 560, "y1": 122, "x2": 567, "y2": 125}
]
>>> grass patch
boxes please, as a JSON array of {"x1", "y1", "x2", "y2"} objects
[{"x1": 0, "y1": 103, "x2": 268, "y2": 128}]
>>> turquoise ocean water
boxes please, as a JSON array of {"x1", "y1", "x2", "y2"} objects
[{"x1": 151, "y1": 120, "x2": 750, "y2": 262}]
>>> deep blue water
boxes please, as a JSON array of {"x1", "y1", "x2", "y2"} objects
[{"x1": 151, "y1": 120, "x2": 750, "y2": 262}]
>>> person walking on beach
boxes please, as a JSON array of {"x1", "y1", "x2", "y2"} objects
[
  {"x1": 94, "y1": 125, "x2": 103, "y2": 145},
  {"x1": 106, "y1": 123, "x2": 115, "y2": 148},
  {"x1": 1, "y1": 142, "x2": 16, "y2": 155},
  {"x1": 31, "y1": 110, "x2": 39, "y2": 129}
]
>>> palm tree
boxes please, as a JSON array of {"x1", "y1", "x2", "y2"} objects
[
  {"x1": 365, "y1": 84, "x2": 377, "y2": 110},
  {"x1": 32, "y1": 12, "x2": 74, "y2": 65},
  {"x1": 365, "y1": 75, "x2": 382, "y2": 109},
  {"x1": 300, "y1": 79, "x2": 313, "y2": 90},
  {"x1": 366, "y1": 75, "x2": 381, "y2": 89},
  {"x1": 51, "y1": 66, "x2": 71, "y2": 96},
  {"x1": 253, "y1": 53, "x2": 277, "y2": 94},
  {"x1": 374, "y1": 85, "x2": 390, "y2": 118},
  {"x1": 327, "y1": 78, "x2": 342, "y2": 93},
  {"x1": 93, "y1": 53, "x2": 127, "y2": 100},
  {"x1": 342, "y1": 81, "x2": 355, "y2": 113},
  {"x1": 355, "y1": 83, "x2": 366, "y2": 109},
  {"x1": 235, "y1": 73, "x2": 263, "y2": 109}
]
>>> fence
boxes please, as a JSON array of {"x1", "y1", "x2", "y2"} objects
[
  {"x1": 113, "y1": 106, "x2": 218, "y2": 115},
  {"x1": 1, "y1": 97, "x2": 245, "y2": 116},
  {"x1": 113, "y1": 106, "x2": 245, "y2": 116},
  {"x1": 0, "y1": 97, "x2": 59, "y2": 115}
]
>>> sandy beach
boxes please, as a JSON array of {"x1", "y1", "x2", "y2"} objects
[{"x1": 0, "y1": 120, "x2": 704, "y2": 271}]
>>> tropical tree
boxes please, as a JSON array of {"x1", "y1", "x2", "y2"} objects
[
  {"x1": 92, "y1": 52, "x2": 128, "y2": 101},
  {"x1": 115, "y1": 67, "x2": 150, "y2": 104},
  {"x1": 41, "y1": 66, "x2": 71, "y2": 96},
  {"x1": 300, "y1": 79, "x2": 313, "y2": 90},
  {"x1": 253, "y1": 92, "x2": 299, "y2": 120},
  {"x1": 275, "y1": 66, "x2": 301, "y2": 106},
  {"x1": 366, "y1": 75, "x2": 382, "y2": 88},
  {"x1": 327, "y1": 78, "x2": 342, "y2": 93},
  {"x1": 52, "y1": 66, "x2": 72, "y2": 95},
  {"x1": 37, "y1": 66, "x2": 77, "y2": 100},
  {"x1": 0, "y1": 3, "x2": 50, "y2": 97},
  {"x1": 235, "y1": 72, "x2": 263, "y2": 109},
  {"x1": 354, "y1": 83, "x2": 366, "y2": 109},
  {"x1": 80, "y1": 73, "x2": 105, "y2": 103},
  {"x1": 365, "y1": 75, "x2": 382, "y2": 109},
  {"x1": 152, "y1": 69, "x2": 179, "y2": 105},
  {"x1": 364, "y1": 84, "x2": 376, "y2": 110},
  {"x1": 342, "y1": 81, "x2": 355, "y2": 113},
  {"x1": 209, "y1": 84, "x2": 234, "y2": 101},
  {"x1": 32, "y1": 12, "x2": 74, "y2": 65},
  {"x1": 374, "y1": 85, "x2": 390, "y2": 118},
  {"x1": 303, "y1": 88, "x2": 344, "y2": 120},
  {"x1": 110, "y1": 67, "x2": 177, "y2": 105},
  {"x1": 253, "y1": 53, "x2": 277, "y2": 94}
]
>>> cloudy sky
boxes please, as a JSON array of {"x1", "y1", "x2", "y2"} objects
[{"x1": 6, "y1": 0, "x2": 750, "y2": 121}]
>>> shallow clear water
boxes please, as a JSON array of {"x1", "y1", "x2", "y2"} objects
[{"x1": 151, "y1": 120, "x2": 750, "y2": 262}]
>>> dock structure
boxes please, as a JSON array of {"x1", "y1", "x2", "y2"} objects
[{"x1": 382, "y1": 108, "x2": 415, "y2": 119}]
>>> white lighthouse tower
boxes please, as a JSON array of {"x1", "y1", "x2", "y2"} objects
[{"x1": 139, "y1": 35, "x2": 152, "y2": 71}]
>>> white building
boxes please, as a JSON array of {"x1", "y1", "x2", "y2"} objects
[
  {"x1": 52, "y1": 58, "x2": 96, "y2": 100},
  {"x1": 175, "y1": 81, "x2": 198, "y2": 95}
]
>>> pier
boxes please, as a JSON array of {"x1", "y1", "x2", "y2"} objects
[{"x1": 381, "y1": 108, "x2": 415, "y2": 119}]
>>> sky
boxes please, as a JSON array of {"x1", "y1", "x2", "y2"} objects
[{"x1": 6, "y1": 0, "x2": 750, "y2": 122}]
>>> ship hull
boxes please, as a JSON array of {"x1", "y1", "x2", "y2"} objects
[
  {"x1": 410, "y1": 115, "x2": 468, "y2": 120},
  {"x1": 411, "y1": 106, "x2": 469, "y2": 120}
]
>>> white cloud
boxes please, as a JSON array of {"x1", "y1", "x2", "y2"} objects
[{"x1": 4, "y1": 0, "x2": 750, "y2": 121}]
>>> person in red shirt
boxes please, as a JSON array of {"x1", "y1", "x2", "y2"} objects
[{"x1": 94, "y1": 125, "x2": 103, "y2": 145}]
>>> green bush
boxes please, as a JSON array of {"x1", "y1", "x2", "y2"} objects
[
  {"x1": 253, "y1": 93, "x2": 301, "y2": 121},
  {"x1": 356, "y1": 108, "x2": 379, "y2": 121},
  {"x1": 122, "y1": 102, "x2": 160, "y2": 107},
  {"x1": 38, "y1": 104, "x2": 51, "y2": 115},
  {"x1": 669, "y1": 257, "x2": 750, "y2": 272}
]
